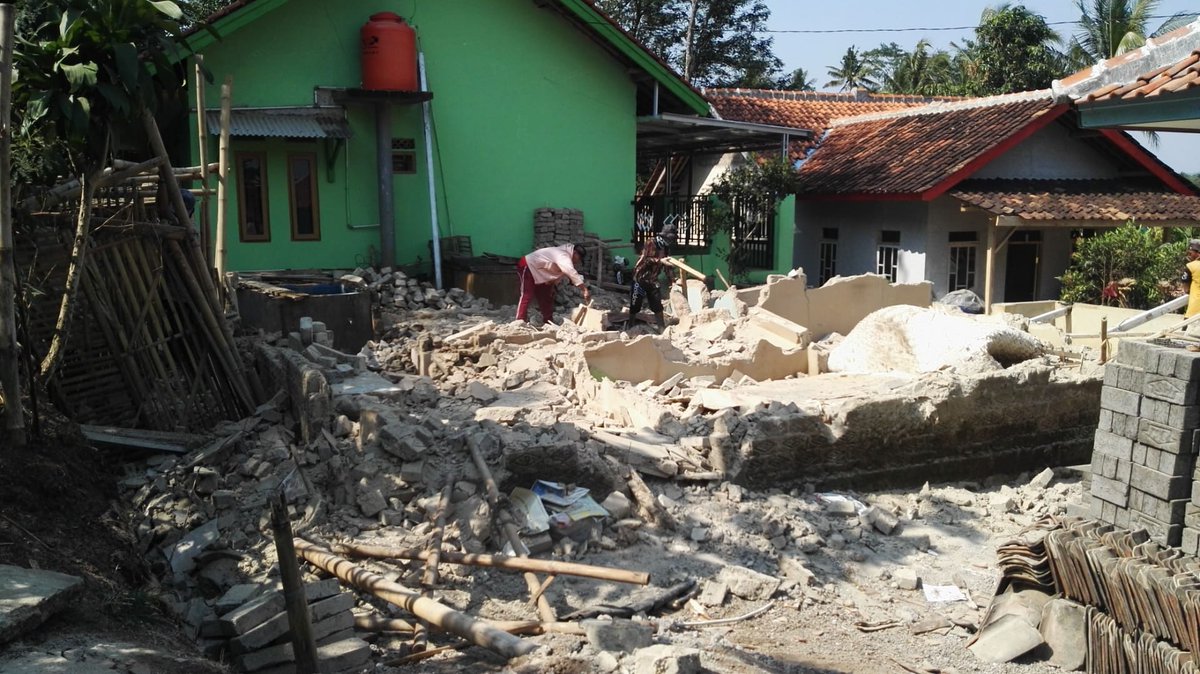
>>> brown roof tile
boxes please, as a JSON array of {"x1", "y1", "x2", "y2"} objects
[
  {"x1": 794, "y1": 92, "x2": 1062, "y2": 197},
  {"x1": 706, "y1": 89, "x2": 954, "y2": 159},
  {"x1": 1083, "y1": 48, "x2": 1200, "y2": 102},
  {"x1": 950, "y1": 179, "x2": 1200, "y2": 222}
]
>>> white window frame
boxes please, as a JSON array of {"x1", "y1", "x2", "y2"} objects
[
  {"x1": 819, "y1": 228, "x2": 838, "y2": 286},
  {"x1": 948, "y1": 233, "x2": 978, "y2": 292}
]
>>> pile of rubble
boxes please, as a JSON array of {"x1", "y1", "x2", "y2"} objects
[
  {"x1": 342, "y1": 267, "x2": 493, "y2": 313},
  {"x1": 104, "y1": 269, "x2": 1113, "y2": 673}
]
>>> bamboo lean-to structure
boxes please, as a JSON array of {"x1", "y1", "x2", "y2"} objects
[{"x1": 14, "y1": 113, "x2": 254, "y2": 430}]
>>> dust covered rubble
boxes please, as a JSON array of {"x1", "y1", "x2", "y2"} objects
[{"x1": 111, "y1": 272, "x2": 1098, "y2": 672}]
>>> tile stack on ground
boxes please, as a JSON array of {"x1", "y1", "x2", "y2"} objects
[
  {"x1": 200, "y1": 578, "x2": 369, "y2": 673},
  {"x1": 1090, "y1": 339, "x2": 1200, "y2": 547}
]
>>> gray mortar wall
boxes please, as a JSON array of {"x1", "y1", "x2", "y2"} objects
[
  {"x1": 729, "y1": 365, "x2": 1101, "y2": 489},
  {"x1": 1088, "y1": 339, "x2": 1200, "y2": 548}
]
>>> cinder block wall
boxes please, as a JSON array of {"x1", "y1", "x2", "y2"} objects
[{"x1": 1089, "y1": 340, "x2": 1200, "y2": 548}]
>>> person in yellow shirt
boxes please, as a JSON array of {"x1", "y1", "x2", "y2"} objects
[{"x1": 1185, "y1": 239, "x2": 1200, "y2": 318}]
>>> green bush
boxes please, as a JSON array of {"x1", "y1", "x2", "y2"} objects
[{"x1": 1058, "y1": 224, "x2": 1184, "y2": 310}]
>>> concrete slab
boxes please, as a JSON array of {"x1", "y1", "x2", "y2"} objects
[{"x1": 0, "y1": 565, "x2": 83, "y2": 645}]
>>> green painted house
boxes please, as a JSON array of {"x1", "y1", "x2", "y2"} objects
[{"x1": 183, "y1": 0, "x2": 810, "y2": 282}]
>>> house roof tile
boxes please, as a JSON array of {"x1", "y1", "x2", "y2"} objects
[
  {"x1": 1055, "y1": 19, "x2": 1200, "y2": 102},
  {"x1": 1082, "y1": 49, "x2": 1200, "y2": 102},
  {"x1": 793, "y1": 91, "x2": 1062, "y2": 197},
  {"x1": 705, "y1": 89, "x2": 954, "y2": 159},
  {"x1": 950, "y1": 179, "x2": 1200, "y2": 222}
]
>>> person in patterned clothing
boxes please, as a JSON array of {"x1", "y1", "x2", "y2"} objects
[{"x1": 628, "y1": 235, "x2": 672, "y2": 331}]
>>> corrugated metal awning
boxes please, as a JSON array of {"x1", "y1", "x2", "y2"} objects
[{"x1": 204, "y1": 107, "x2": 352, "y2": 139}]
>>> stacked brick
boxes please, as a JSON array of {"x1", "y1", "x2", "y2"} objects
[
  {"x1": 199, "y1": 578, "x2": 370, "y2": 673},
  {"x1": 532, "y1": 207, "x2": 585, "y2": 249},
  {"x1": 1089, "y1": 339, "x2": 1200, "y2": 549}
]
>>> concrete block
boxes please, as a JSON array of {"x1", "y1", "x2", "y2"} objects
[
  {"x1": 1114, "y1": 505, "x2": 1132, "y2": 528},
  {"x1": 718, "y1": 565, "x2": 781, "y2": 601},
  {"x1": 1142, "y1": 398, "x2": 1200, "y2": 430},
  {"x1": 1091, "y1": 474, "x2": 1129, "y2": 508},
  {"x1": 310, "y1": 592, "x2": 354, "y2": 623},
  {"x1": 235, "y1": 639, "x2": 292, "y2": 672},
  {"x1": 1128, "y1": 510, "x2": 1182, "y2": 546},
  {"x1": 582, "y1": 618, "x2": 655, "y2": 653},
  {"x1": 1114, "y1": 339, "x2": 1155, "y2": 369},
  {"x1": 894, "y1": 567, "x2": 920, "y2": 590},
  {"x1": 1174, "y1": 350, "x2": 1200, "y2": 381},
  {"x1": 230, "y1": 609, "x2": 290, "y2": 654},
  {"x1": 631, "y1": 644, "x2": 702, "y2": 674},
  {"x1": 1143, "y1": 374, "x2": 1200, "y2": 405},
  {"x1": 316, "y1": 638, "x2": 371, "y2": 673},
  {"x1": 304, "y1": 578, "x2": 342, "y2": 603},
  {"x1": 1092, "y1": 429, "x2": 1133, "y2": 461},
  {"x1": 1154, "y1": 350, "x2": 1179, "y2": 377},
  {"x1": 220, "y1": 591, "x2": 285, "y2": 637},
  {"x1": 1115, "y1": 458, "x2": 1131, "y2": 483},
  {"x1": 311, "y1": 606, "x2": 355, "y2": 642},
  {"x1": 697, "y1": 580, "x2": 728, "y2": 607},
  {"x1": 1139, "y1": 419, "x2": 1196, "y2": 454},
  {"x1": 1156, "y1": 449, "x2": 1195, "y2": 476},
  {"x1": 1118, "y1": 362, "x2": 1146, "y2": 391},
  {"x1": 1130, "y1": 463, "x2": 1190, "y2": 500},
  {"x1": 215, "y1": 584, "x2": 261, "y2": 616},
  {"x1": 1097, "y1": 409, "x2": 1114, "y2": 433},
  {"x1": 1099, "y1": 386, "x2": 1141, "y2": 416},
  {"x1": 1182, "y1": 527, "x2": 1200, "y2": 555},
  {"x1": 1132, "y1": 443, "x2": 1148, "y2": 465}
]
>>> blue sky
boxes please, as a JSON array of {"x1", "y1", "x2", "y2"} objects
[{"x1": 761, "y1": 0, "x2": 1200, "y2": 173}]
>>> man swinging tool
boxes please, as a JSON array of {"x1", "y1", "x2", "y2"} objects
[
  {"x1": 628, "y1": 235, "x2": 672, "y2": 332},
  {"x1": 515, "y1": 243, "x2": 590, "y2": 324}
]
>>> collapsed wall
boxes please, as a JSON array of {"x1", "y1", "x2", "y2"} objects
[{"x1": 726, "y1": 363, "x2": 1101, "y2": 488}]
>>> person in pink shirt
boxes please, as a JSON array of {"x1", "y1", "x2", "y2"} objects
[{"x1": 515, "y1": 243, "x2": 590, "y2": 323}]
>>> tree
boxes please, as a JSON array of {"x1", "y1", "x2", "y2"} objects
[
  {"x1": 1069, "y1": 0, "x2": 1198, "y2": 66},
  {"x1": 597, "y1": 0, "x2": 781, "y2": 87},
  {"x1": 825, "y1": 46, "x2": 877, "y2": 91},
  {"x1": 967, "y1": 4, "x2": 1067, "y2": 95},
  {"x1": 1058, "y1": 224, "x2": 1183, "y2": 309},
  {"x1": 869, "y1": 40, "x2": 959, "y2": 96},
  {"x1": 12, "y1": 0, "x2": 195, "y2": 381},
  {"x1": 593, "y1": 0, "x2": 687, "y2": 71},
  {"x1": 710, "y1": 155, "x2": 794, "y2": 283},
  {"x1": 777, "y1": 67, "x2": 816, "y2": 91}
]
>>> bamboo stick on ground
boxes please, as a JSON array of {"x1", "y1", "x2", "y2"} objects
[
  {"x1": 469, "y1": 442, "x2": 558, "y2": 623},
  {"x1": 624, "y1": 466, "x2": 676, "y2": 530},
  {"x1": 292, "y1": 538, "x2": 537, "y2": 659},
  {"x1": 333, "y1": 543, "x2": 650, "y2": 585}
]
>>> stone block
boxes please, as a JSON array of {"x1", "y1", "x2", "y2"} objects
[
  {"x1": 1139, "y1": 419, "x2": 1196, "y2": 454},
  {"x1": 1174, "y1": 350, "x2": 1200, "y2": 381},
  {"x1": 1156, "y1": 448, "x2": 1195, "y2": 476},
  {"x1": 1100, "y1": 386, "x2": 1140, "y2": 416},
  {"x1": 230, "y1": 609, "x2": 290, "y2": 654},
  {"x1": 220, "y1": 591, "x2": 285, "y2": 637},
  {"x1": 1097, "y1": 409, "x2": 1114, "y2": 433},
  {"x1": 697, "y1": 580, "x2": 728, "y2": 607},
  {"x1": 1092, "y1": 430, "x2": 1133, "y2": 461},
  {"x1": 1141, "y1": 398, "x2": 1200, "y2": 430},
  {"x1": 1115, "y1": 339, "x2": 1155, "y2": 369},
  {"x1": 235, "y1": 639, "x2": 292, "y2": 672},
  {"x1": 215, "y1": 584, "x2": 261, "y2": 616},
  {"x1": 631, "y1": 644, "x2": 702, "y2": 674},
  {"x1": 582, "y1": 618, "x2": 655, "y2": 653},
  {"x1": 310, "y1": 592, "x2": 354, "y2": 623},
  {"x1": 1129, "y1": 510, "x2": 1182, "y2": 546},
  {"x1": 0, "y1": 566, "x2": 84, "y2": 645},
  {"x1": 311, "y1": 606, "x2": 355, "y2": 642},
  {"x1": 894, "y1": 567, "x2": 920, "y2": 590},
  {"x1": 1090, "y1": 474, "x2": 1130, "y2": 508},
  {"x1": 718, "y1": 565, "x2": 780, "y2": 601},
  {"x1": 1111, "y1": 412, "x2": 1137, "y2": 440},
  {"x1": 1130, "y1": 463, "x2": 1190, "y2": 500},
  {"x1": 1182, "y1": 527, "x2": 1200, "y2": 556},
  {"x1": 1039, "y1": 599, "x2": 1087, "y2": 671},
  {"x1": 1143, "y1": 374, "x2": 1200, "y2": 405}
]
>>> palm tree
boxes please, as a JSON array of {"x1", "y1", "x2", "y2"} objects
[
  {"x1": 1070, "y1": 0, "x2": 1198, "y2": 66},
  {"x1": 825, "y1": 46, "x2": 877, "y2": 92},
  {"x1": 777, "y1": 67, "x2": 816, "y2": 91}
]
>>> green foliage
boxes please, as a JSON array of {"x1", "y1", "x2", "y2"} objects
[
  {"x1": 595, "y1": 0, "x2": 781, "y2": 87},
  {"x1": 709, "y1": 155, "x2": 793, "y2": 282},
  {"x1": 11, "y1": 0, "x2": 193, "y2": 192},
  {"x1": 825, "y1": 46, "x2": 877, "y2": 91},
  {"x1": 1058, "y1": 224, "x2": 1184, "y2": 309},
  {"x1": 964, "y1": 5, "x2": 1067, "y2": 95},
  {"x1": 1068, "y1": 0, "x2": 1198, "y2": 66},
  {"x1": 776, "y1": 67, "x2": 816, "y2": 91}
]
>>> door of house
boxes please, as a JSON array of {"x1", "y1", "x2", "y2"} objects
[{"x1": 1004, "y1": 231, "x2": 1041, "y2": 302}]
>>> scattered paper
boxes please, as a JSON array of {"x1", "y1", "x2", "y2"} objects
[
  {"x1": 532, "y1": 480, "x2": 590, "y2": 507},
  {"x1": 510, "y1": 487, "x2": 551, "y2": 533},
  {"x1": 817, "y1": 493, "x2": 867, "y2": 515},
  {"x1": 556, "y1": 494, "x2": 609, "y2": 521},
  {"x1": 923, "y1": 584, "x2": 968, "y2": 603}
]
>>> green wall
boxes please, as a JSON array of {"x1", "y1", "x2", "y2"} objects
[
  {"x1": 192, "y1": 0, "x2": 636, "y2": 272},
  {"x1": 676, "y1": 195, "x2": 797, "y2": 287}
]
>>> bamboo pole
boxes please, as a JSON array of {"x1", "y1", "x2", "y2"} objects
[
  {"x1": 624, "y1": 466, "x2": 676, "y2": 530},
  {"x1": 292, "y1": 539, "x2": 537, "y2": 659},
  {"x1": 215, "y1": 76, "x2": 231, "y2": 278},
  {"x1": 271, "y1": 496, "x2": 319, "y2": 673},
  {"x1": 334, "y1": 543, "x2": 650, "y2": 585},
  {"x1": 192, "y1": 56, "x2": 210, "y2": 258},
  {"x1": 469, "y1": 442, "x2": 558, "y2": 623},
  {"x1": 0, "y1": 4, "x2": 23, "y2": 446},
  {"x1": 354, "y1": 615, "x2": 589, "y2": 637}
]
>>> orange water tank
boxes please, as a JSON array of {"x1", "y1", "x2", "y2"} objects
[{"x1": 361, "y1": 12, "x2": 418, "y2": 91}]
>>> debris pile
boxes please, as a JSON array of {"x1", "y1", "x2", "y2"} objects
[{"x1": 343, "y1": 267, "x2": 493, "y2": 313}]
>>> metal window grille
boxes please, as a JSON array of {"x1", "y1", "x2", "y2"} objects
[
  {"x1": 631, "y1": 195, "x2": 713, "y2": 252},
  {"x1": 948, "y1": 242, "x2": 977, "y2": 291},
  {"x1": 728, "y1": 195, "x2": 776, "y2": 270},
  {"x1": 877, "y1": 245, "x2": 899, "y2": 282},
  {"x1": 819, "y1": 241, "x2": 837, "y2": 285}
]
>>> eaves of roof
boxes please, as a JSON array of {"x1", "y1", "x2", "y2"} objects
[{"x1": 183, "y1": 0, "x2": 709, "y2": 116}]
